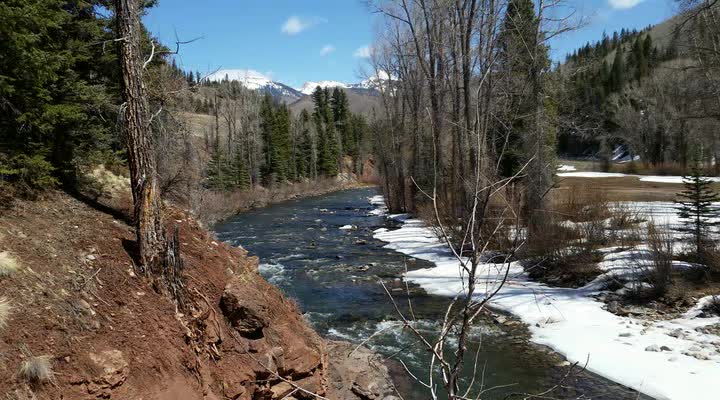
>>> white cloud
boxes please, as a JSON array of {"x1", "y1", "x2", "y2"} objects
[
  {"x1": 353, "y1": 45, "x2": 373, "y2": 58},
  {"x1": 320, "y1": 45, "x2": 336, "y2": 56},
  {"x1": 281, "y1": 16, "x2": 325, "y2": 35},
  {"x1": 608, "y1": 0, "x2": 644, "y2": 9}
]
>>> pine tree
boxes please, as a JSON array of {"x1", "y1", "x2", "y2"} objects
[
  {"x1": 312, "y1": 86, "x2": 339, "y2": 176},
  {"x1": 0, "y1": 0, "x2": 124, "y2": 189},
  {"x1": 498, "y1": 0, "x2": 540, "y2": 177},
  {"x1": 260, "y1": 93, "x2": 276, "y2": 184},
  {"x1": 232, "y1": 144, "x2": 250, "y2": 189},
  {"x1": 296, "y1": 110, "x2": 313, "y2": 179},
  {"x1": 319, "y1": 125, "x2": 339, "y2": 176},
  {"x1": 610, "y1": 47, "x2": 625, "y2": 92},
  {"x1": 206, "y1": 142, "x2": 228, "y2": 190},
  {"x1": 331, "y1": 88, "x2": 351, "y2": 155},
  {"x1": 273, "y1": 104, "x2": 293, "y2": 181},
  {"x1": 676, "y1": 160, "x2": 720, "y2": 258}
]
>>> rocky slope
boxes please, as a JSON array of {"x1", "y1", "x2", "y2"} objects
[{"x1": 0, "y1": 192, "x2": 396, "y2": 399}]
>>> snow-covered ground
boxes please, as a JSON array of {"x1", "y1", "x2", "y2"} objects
[
  {"x1": 557, "y1": 170, "x2": 720, "y2": 184},
  {"x1": 557, "y1": 164, "x2": 577, "y2": 171},
  {"x1": 370, "y1": 196, "x2": 719, "y2": 400}
]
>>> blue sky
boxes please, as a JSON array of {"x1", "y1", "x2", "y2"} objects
[{"x1": 143, "y1": 0, "x2": 676, "y2": 87}]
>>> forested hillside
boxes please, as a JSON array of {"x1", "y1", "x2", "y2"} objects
[
  {"x1": 557, "y1": 4, "x2": 720, "y2": 173},
  {"x1": 0, "y1": 0, "x2": 374, "y2": 224}
]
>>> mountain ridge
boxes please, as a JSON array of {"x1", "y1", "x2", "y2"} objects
[{"x1": 205, "y1": 69, "x2": 385, "y2": 105}]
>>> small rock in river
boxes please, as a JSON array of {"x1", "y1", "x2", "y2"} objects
[
  {"x1": 660, "y1": 346, "x2": 672, "y2": 352},
  {"x1": 645, "y1": 344, "x2": 661, "y2": 352},
  {"x1": 619, "y1": 332, "x2": 632, "y2": 337}
]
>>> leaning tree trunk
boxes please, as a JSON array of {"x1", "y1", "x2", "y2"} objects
[{"x1": 116, "y1": 0, "x2": 165, "y2": 269}]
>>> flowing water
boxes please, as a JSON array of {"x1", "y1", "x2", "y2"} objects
[{"x1": 214, "y1": 187, "x2": 650, "y2": 399}]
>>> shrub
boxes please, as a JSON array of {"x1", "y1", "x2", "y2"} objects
[
  {"x1": 0, "y1": 251, "x2": 20, "y2": 277},
  {"x1": 8, "y1": 154, "x2": 58, "y2": 192},
  {"x1": 555, "y1": 183, "x2": 609, "y2": 223},
  {"x1": 623, "y1": 161, "x2": 638, "y2": 175},
  {"x1": 19, "y1": 355, "x2": 53, "y2": 384},
  {"x1": 0, "y1": 297, "x2": 11, "y2": 330},
  {"x1": 524, "y1": 219, "x2": 602, "y2": 287},
  {"x1": 608, "y1": 203, "x2": 645, "y2": 231},
  {"x1": 631, "y1": 223, "x2": 674, "y2": 299}
]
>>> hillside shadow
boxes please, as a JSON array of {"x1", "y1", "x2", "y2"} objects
[{"x1": 66, "y1": 188, "x2": 133, "y2": 225}]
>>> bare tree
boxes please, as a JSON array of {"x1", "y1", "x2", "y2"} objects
[{"x1": 365, "y1": 1, "x2": 580, "y2": 398}]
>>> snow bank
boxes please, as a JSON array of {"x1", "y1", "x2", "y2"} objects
[
  {"x1": 557, "y1": 171, "x2": 720, "y2": 184},
  {"x1": 370, "y1": 196, "x2": 720, "y2": 400},
  {"x1": 368, "y1": 195, "x2": 388, "y2": 216},
  {"x1": 640, "y1": 176, "x2": 720, "y2": 184},
  {"x1": 557, "y1": 171, "x2": 629, "y2": 178}
]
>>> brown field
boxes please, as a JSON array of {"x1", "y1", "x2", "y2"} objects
[{"x1": 552, "y1": 176, "x2": 706, "y2": 202}]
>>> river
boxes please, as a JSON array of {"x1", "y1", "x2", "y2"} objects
[{"x1": 214, "y1": 187, "x2": 649, "y2": 399}]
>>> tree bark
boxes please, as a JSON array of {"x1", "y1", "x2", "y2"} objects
[{"x1": 116, "y1": 0, "x2": 165, "y2": 269}]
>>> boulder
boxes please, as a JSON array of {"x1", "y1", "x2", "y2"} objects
[
  {"x1": 325, "y1": 341, "x2": 398, "y2": 400},
  {"x1": 86, "y1": 350, "x2": 129, "y2": 397}
]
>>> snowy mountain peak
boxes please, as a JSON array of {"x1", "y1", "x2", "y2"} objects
[
  {"x1": 355, "y1": 71, "x2": 392, "y2": 90},
  {"x1": 205, "y1": 69, "x2": 273, "y2": 89},
  {"x1": 203, "y1": 68, "x2": 385, "y2": 103},
  {"x1": 297, "y1": 80, "x2": 348, "y2": 95},
  {"x1": 204, "y1": 69, "x2": 303, "y2": 102}
]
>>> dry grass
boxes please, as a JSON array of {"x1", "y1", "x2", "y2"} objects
[
  {"x1": 608, "y1": 203, "x2": 645, "y2": 230},
  {"x1": 0, "y1": 297, "x2": 11, "y2": 331},
  {"x1": 610, "y1": 162, "x2": 689, "y2": 177},
  {"x1": 645, "y1": 223, "x2": 675, "y2": 297},
  {"x1": 555, "y1": 175, "x2": 720, "y2": 202},
  {"x1": 18, "y1": 354, "x2": 53, "y2": 385},
  {"x1": 0, "y1": 251, "x2": 20, "y2": 277},
  {"x1": 4, "y1": 385, "x2": 37, "y2": 400},
  {"x1": 553, "y1": 183, "x2": 610, "y2": 223}
]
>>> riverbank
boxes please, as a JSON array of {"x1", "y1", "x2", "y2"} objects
[
  {"x1": 199, "y1": 179, "x2": 374, "y2": 226},
  {"x1": 0, "y1": 191, "x2": 397, "y2": 399},
  {"x1": 370, "y1": 196, "x2": 720, "y2": 400}
]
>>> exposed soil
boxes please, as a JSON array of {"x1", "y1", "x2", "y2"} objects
[{"x1": 0, "y1": 192, "x2": 395, "y2": 399}]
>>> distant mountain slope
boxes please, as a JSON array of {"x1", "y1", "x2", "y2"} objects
[
  {"x1": 204, "y1": 69, "x2": 386, "y2": 115},
  {"x1": 289, "y1": 88, "x2": 383, "y2": 117}
]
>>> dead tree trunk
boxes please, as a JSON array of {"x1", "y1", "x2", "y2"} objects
[{"x1": 116, "y1": 0, "x2": 165, "y2": 269}]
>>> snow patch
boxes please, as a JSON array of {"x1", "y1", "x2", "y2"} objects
[
  {"x1": 298, "y1": 80, "x2": 348, "y2": 95},
  {"x1": 557, "y1": 171, "x2": 629, "y2": 178},
  {"x1": 557, "y1": 171, "x2": 720, "y2": 184}
]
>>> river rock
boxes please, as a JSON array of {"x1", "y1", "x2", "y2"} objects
[
  {"x1": 325, "y1": 341, "x2": 398, "y2": 400},
  {"x1": 645, "y1": 344, "x2": 661, "y2": 352},
  {"x1": 221, "y1": 280, "x2": 269, "y2": 338}
]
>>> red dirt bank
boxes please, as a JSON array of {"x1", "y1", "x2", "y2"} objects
[{"x1": 0, "y1": 192, "x2": 396, "y2": 399}]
